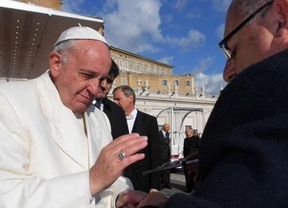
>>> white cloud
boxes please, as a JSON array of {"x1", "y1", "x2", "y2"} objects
[
  {"x1": 192, "y1": 57, "x2": 226, "y2": 95},
  {"x1": 62, "y1": 0, "x2": 84, "y2": 13},
  {"x1": 212, "y1": 0, "x2": 232, "y2": 13},
  {"x1": 102, "y1": 0, "x2": 206, "y2": 53},
  {"x1": 101, "y1": 0, "x2": 163, "y2": 53},
  {"x1": 165, "y1": 29, "x2": 205, "y2": 51},
  {"x1": 178, "y1": 29, "x2": 205, "y2": 50},
  {"x1": 217, "y1": 23, "x2": 225, "y2": 40},
  {"x1": 62, "y1": 0, "x2": 162, "y2": 53},
  {"x1": 194, "y1": 73, "x2": 226, "y2": 96},
  {"x1": 174, "y1": 0, "x2": 189, "y2": 12},
  {"x1": 163, "y1": 14, "x2": 174, "y2": 24},
  {"x1": 192, "y1": 57, "x2": 213, "y2": 74},
  {"x1": 62, "y1": 0, "x2": 205, "y2": 54},
  {"x1": 158, "y1": 56, "x2": 174, "y2": 65},
  {"x1": 186, "y1": 8, "x2": 202, "y2": 19}
]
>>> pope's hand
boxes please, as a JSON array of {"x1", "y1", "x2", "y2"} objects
[{"x1": 89, "y1": 133, "x2": 148, "y2": 195}]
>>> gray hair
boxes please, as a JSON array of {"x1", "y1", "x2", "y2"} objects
[
  {"x1": 53, "y1": 40, "x2": 77, "y2": 65},
  {"x1": 113, "y1": 85, "x2": 136, "y2": 105},
  {"x1": 186, "y1": 126, "x2": 193, "y2": 131}
]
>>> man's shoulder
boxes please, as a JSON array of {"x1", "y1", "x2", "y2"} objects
[
  {"x1": 0, "y1": 77, "x2": 39, "y2": 103},
  {"x1": 104, "y1": 98, "x2": 114, "y2": 105},
  {"x1": 137, "y1": 110, "x2": 156, "y2": 120},
  {"x1": 192, "y1": 135, "x2": 200, "y2": 139},
  {"x1": 104, "y1": 98, "x2": 123, "y2": 110}
]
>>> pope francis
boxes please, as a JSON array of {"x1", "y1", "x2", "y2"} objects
[{"x1": 0, "y1": 26, "x2": 149, "y2": 208}]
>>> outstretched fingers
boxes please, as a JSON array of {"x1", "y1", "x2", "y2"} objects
[{"x1": 89, "y1": 133, "x2": 148, "y2": 195}]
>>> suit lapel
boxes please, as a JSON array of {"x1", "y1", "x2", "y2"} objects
[
  {"x1": 132, "y1": 111, "x2": 147, "y2": 134},
  {"x1": 84, "y1": 107, "x2": 106, "y2": 167},
  {"x1": 36, "y1": 72, "x2": 89, "y2": 170},
  {"x1": 132, "y1": 111, "x2": 141, "y2": 133}
]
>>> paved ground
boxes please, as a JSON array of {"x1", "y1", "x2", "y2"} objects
[{"x1": 159, "y1": 171, "x2": 190, "y2": 197}]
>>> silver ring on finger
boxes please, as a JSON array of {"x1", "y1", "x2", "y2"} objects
[{"x1": 118, "y1": 152, "x2": 126, "y2": 161}]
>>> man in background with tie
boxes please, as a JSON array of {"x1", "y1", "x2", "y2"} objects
[
  {"x1": 112, "y1": 85, "x2": 162, "y2": 193},
  {"x1": 93, "y1": 59, "x2": 129, "y2": 139},
  {"x1": 159, "y1": 123, "x2": 171, "y2": 189}
]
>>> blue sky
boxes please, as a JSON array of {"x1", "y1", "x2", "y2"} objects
[{"x1": 62, "y1": 0, "x2": 232, "y2": 96}]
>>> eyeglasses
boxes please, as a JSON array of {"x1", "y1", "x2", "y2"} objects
[{"x1": 218, "y1": 0, "x2": 274, "y2": 62}]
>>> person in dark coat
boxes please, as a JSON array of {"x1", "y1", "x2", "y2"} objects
[
  {"x1": 159, "y1": 123, "x2": 171, "y2": 189},
  {"x1": 113, "y1": 85, "x2": 162, "y2": 193},
  {"x1": 93, "y1": 59, "x2": 129, "y2": 139},
  {"x1": 183, "y1": 127, "x2": 200, "y2": 158},
  {"x1": 136, "y1": 0, "x2": 288, "y2": 207},
  {"x1": 183, "y1": 127, "x2": 200, "y2": 192}
]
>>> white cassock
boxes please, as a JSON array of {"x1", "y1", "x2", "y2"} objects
[{"x1": 0, "y1": 71, "x2": 132, "y2": 208}]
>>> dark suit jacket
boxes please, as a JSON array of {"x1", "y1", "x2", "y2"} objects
[
  {"x1": 102, "y1": 98, "x2": 129, "y2": 139},
  {"x1": 164, "y1": 50, "x2": 288, "y2": 207},
  {"x1": 124, "y1": 110, "x2": 162, "y2": 192},
  {"x1": 183, "y1": 136, "x2": 200, "y2": 157},
  {"x1": 159, "y1": 130, "x2": 170, "y2": 163}
]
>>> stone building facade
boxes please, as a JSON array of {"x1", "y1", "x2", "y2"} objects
[{"x1": 109, "y1": 46, "x2": 217, "y2": 133}]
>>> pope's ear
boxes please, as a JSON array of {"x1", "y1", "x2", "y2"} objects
[{"x1": 49, "y1": 51, "x2": 61, "y2": 76}]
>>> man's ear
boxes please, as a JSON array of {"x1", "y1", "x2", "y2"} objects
[
  {"x1": 271, "y1": 0, "x2": 288, "y2": 39},
  {"x1": 129, "y1": 95, "x2": 134, "y2": 104},
  {"x1": 49, "y1": 51, "x2": 61, "y2": 77}
]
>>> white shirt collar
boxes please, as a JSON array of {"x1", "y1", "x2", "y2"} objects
[{"x1": 126, "y1": 108, "x2": 137, "y2": 133}]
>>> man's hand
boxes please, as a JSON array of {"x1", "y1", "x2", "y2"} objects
[
  {"x1": 136, "y1": 192, "x2": 168, "y2": 208},
  {"x1": 89, "y1": 133, "x2": 148, "y2": 195},
  {"x1": 116, "y1": 190, "x2": 148, "y2": 208}
]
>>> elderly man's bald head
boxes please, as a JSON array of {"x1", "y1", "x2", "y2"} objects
[{"x1": 162, "y1": 123, "x2": 170, "y2": 132}]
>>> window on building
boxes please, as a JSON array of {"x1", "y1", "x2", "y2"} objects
[
  {"x1": 162, "y1": 80, "x2": 167, "y2": 86},
  {"x1": 121, "y1": 77, "x2": 127, "y2": 85},
  {"x1": 143, "y1": 65, "x2": 147, "y2": 73},
  {"x1": 138, "y1": 64, "x2": 142, "y2": 72},
  {"x1": 130, "y1": 62, "x2": 134, "y2": 70},
  {"x1": 175, "y1": 80, "x2": 179, "y2": 86},
  {"x1": 151, "y1": 67, "x2": 154, "y2": 74},
  {"x1": 186, "y1": 80, "x2": 190, "y2": 86},
  {"x1": 124, "y1": 60, "x2": 128, "y2": 69},
  {"x1": 146, "y1": 67, "x2": 151, "y2": 73},
  {"x1": 119, "y1": 59, "x2": 123, "y2": 67}
]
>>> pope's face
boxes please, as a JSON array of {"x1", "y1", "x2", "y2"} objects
[{"x1": 50, "y1": 40, "x2": 111, "y2": 113}]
